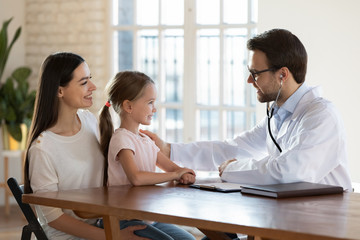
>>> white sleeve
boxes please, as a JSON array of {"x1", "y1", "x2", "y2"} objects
[
  {"x1": 221, "y1": 102, "x2": 351, "y2": 190},
  {"x1": 29, "y1": 146, "x2": 64, "y2": 223},
  {"x1": 170, "y1": 117, "x2": 268, "y2": 170}
]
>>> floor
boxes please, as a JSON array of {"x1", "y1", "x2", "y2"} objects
[
  {"x1": 0, "y1": 204, "x2": 203, "y2": 240},
  {"x1": 0, "y1": 204, "x2": 30, "y2": 240}
]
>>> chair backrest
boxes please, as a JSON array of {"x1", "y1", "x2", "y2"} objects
[{"x1": 7, "y1": 177, "x2": 48, "y2": 240}]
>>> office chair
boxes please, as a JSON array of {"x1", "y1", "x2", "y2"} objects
[{"x1": 7, "y1": 177, "x2": 48, "y2": 240}]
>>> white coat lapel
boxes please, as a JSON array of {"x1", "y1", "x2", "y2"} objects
[{"x1": 277, "y1": 86, "x2": 322, "y2": 140}]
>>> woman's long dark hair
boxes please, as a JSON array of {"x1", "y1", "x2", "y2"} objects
[{"x1": 24, "y1": 52, "x2": 85, "y2": 193}]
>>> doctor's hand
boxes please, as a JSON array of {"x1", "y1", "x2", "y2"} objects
[
  {"x1": 219, "y1": 159, "x2": 237, "y2": 177},
  {"x1": 140, "y1": 129, "x2": 171, "y2": 158}
]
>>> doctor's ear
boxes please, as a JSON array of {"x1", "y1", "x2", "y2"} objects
[{"x1": 278, "y1": 67, "x2": 290, "y2": 81}]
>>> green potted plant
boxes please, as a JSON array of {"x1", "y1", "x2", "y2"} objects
[{"x1": 0, "y1": 17, "x2": 36, "y2": 150}]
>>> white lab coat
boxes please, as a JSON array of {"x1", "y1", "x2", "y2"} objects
[{"x1": 171, "y1": 86, "x2": 352, "y2": 191}]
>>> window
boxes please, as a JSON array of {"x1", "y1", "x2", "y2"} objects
[{"x1": 111, "y1": 0, "x2": 257, "y2": 143}]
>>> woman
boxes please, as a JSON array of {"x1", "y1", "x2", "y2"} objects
[{"x1": 23, "y1": 52, "x2": 148, "y2": 240}]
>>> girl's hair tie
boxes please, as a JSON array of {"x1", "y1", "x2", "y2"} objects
[{"x1": 105, "y1": 100, "x2": 111, "y2": 107}]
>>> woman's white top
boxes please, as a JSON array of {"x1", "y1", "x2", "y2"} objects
[{"x1": 28, "y1": 109, "x2": 104, "y2": 239}]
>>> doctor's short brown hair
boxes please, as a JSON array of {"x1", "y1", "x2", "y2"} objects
[{"x1": 247, "y1": 29, "x2": 307, "y2": 84}]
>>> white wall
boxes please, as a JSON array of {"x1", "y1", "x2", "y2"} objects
[
  {"x1": 24, "y1": 0, "x2": 109, "y2": 111},
  {"x1": 258, "y1": 0, "x2": 360, "y2": 182},
  {"x1": 0, "y1": 0, "x2": 26, "y2": 79},
  {"x1": 0, "y1": 0, "x2": 26, "y2": 205}
]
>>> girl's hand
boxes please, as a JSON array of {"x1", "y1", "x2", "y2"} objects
[
  {"x1": 175, "y1": 168, "x2": 195, "y2": 181},
  {"x1": 179, "y1": 172, "x2": 196, "y2": 184}
]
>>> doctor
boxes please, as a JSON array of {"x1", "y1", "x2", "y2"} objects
[{"x1": 142, "y1": 28, "x2": 352, "y2": 191}]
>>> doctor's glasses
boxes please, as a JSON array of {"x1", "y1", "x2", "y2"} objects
[{"x1": 247, "y1": 65, "x2": 276, "y2": 82}]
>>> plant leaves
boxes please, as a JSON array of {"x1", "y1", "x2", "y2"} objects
[
  {"x1": 12, "y1": 67, "x2": 31, "y2": 82},
  {"x1": 0, "y1": 18, "x2": 11, "y2": 56},
  {"x1": 0, "y1": 18, "x2": 35, "y2": 131},
  {"x1": 0, "y1": 18, "x2": 12, "y2": 81},
  {"x1": 6, "y1": 122, "x2": 22, "y2": 142},
  {"x1": 2, "y1": 27, "x2": 21, "y2": 81},
  {"x1": 4, "y1": 105, "x2": 16, "y2": 122},
  {"x1": 3, "y1": 77, "x2": 15, "y2": 100},
  {"x1": 7, "y1": 27, "x2": 21, "y2": 57},
  {"x1": 0, "y1": 18, "x2": 21, "y2": 82},
  {"x1": 0, "y1": 94, "x2": 5, "y2": 119}
]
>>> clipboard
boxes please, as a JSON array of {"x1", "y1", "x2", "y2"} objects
[{"x1": 190, "y1": 182, "x2": 242, "y2": 193}]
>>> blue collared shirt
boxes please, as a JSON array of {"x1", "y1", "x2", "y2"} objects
[{"x1": 273, "y1": 83, "x2": 312, "y2": 130}]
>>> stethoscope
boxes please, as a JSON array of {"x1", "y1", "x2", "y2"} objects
[{"x1": 266, "y1": 79, "x2": 283, "y2": 153}]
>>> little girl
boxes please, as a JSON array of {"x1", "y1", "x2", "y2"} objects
[{"x1": 99, "y1": 71, "x2": 196, "y2": 240}]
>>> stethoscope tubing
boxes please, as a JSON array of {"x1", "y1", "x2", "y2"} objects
[
  {"x1": 266, "y1": 81, "x2": 283, "y2": 153},
  {"x1": 267, "y1": 107, "x2": 283, "y2": 153}
]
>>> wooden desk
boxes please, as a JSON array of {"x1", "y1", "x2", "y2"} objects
[{"x1": 23, "y1": 181, "x2": 360, "y2": 240}]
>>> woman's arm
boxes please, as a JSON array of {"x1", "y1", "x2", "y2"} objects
[
  {"x1": 74, "y1": 211, "x2": 102, "y2": 219},
  {"x1": 48, "y1": 214, "x2": 105, "y2": 240},
  {"x1": 49, "y1": 213, "x2": 149, "y2": 240},
  {"x1": 118, "y1": 149, "x2": 194, "y2": 186}
]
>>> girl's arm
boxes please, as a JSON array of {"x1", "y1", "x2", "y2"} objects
[
  {"x1": 119, "y1": 149, "x2": 194, "y2": 186},
  {"x1": 156, "y1": 151, "x2": 184, "y2": 172},
  {"x1": 49, "y1": 213, "x2": 149, "y2": 240},
  {"x1": 156, "y1": 151, "x2": 196, "y2": 184}
]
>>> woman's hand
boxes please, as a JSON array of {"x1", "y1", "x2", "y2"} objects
[
  {"x1": 48, "y1": 213, "x2": 151, "y2": 240},
  {"x1": 219, "y1": 159, "x2": 237, "y2": 177},
  {"x1": 121, "y1": 225, "x2": 150, "y2": 240},
  {"x1": 140, "y1": 129, "x2": 171, "y2": 158}
]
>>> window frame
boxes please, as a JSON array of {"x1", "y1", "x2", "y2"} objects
[{"x1": 110, "y1": 0, "x2": 258, "y2": 143}]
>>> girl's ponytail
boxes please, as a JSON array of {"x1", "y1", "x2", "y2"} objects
[{"x1": 99, "y1": 101, "x2": 114, "y2": 186}]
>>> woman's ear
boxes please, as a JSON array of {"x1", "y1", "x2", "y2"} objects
[
  {"x1": 58, "y1": 87, "x2": 64, "y2": 98},
  {"x1": 122, "y1": 100, "x2": 132, "y2": 114}
]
